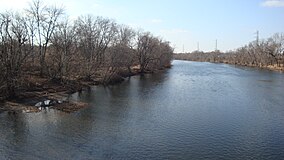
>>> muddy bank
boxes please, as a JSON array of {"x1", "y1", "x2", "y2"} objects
[
  {"x1": 0, "y1": 77, "x2": 93, "y2": 113},
  {"x1": 221, "y1": 61, "x2": 284, "y2": 72},
  {"x1": 1, "y1": 101, "x2": 88, "y2": 114},
  {"x1": 0, "y1": 90, "x2": 89, "y2": 114},
  {"x1": 0, "y1": 66, "x2": 170, "y2": 113}
]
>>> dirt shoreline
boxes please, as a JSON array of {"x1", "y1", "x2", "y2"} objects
[
  {"x1": 0, "y1": 80, "x2": 92, "y2": 113},
  {"x1": 176, "y1": 59, "x2": 284, "y2": 72},
  {"x1": 0, "y1": 68, "x2": 169, "y2": 114},
  {"x1": 221, "y1": 61, "x2": 284, "y2": 72}
]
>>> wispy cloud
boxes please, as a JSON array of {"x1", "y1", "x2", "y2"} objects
[
  {"x1": 150, "y1": 19, "x2": 163, "y2": 24},
  {"x1": 261, "y1": 0, "x2": 284, "y2": 7},
  {"x1": 160, "y1": 29, "x2": 190, "y2": 34}
]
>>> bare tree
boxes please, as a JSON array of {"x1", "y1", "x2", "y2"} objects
[
  {"x1": 115, "y1": 25, "x2": 136, "y2": 74},
  {"x1": 0, "y1": 1, "x2": 175, "y2": 101},
  {"x1": 136, "y1": 32, "x2": 159, "y2": 73},
  {"x1": 0, "y1": 12, "x2": 31, "y2": 97},
  {"x1": 26, "y1": 0, "x2": 64, "y2": 76},
  {"x1": 264, "y1": 33, "x2": 284, "y2": 67},
  {"x1": 49, "y1": 19, "x2": 76, "y2": 79},
  {"x1": 156, "y1": 40, "x2": 174, "y2": 68},
  {"x1": 74, "y1": 16, "x2": 118, "y2": 80}
]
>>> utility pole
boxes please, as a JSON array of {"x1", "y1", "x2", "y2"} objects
[
  {"x1": 255, "y1": 30, "x2": 259, "y2": 45},
  {"x1": 183, "y1": 44, "x2": 185, "y2": 53},
  {"x1": 197, "y1": 42, "x2": 199, "y2": 51},
  {"x1": 215, "y1": 39, "x2": 218, "y2": 51}
]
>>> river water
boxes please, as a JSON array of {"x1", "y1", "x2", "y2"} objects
[{"x1": 1, "y1": 60, "x2": 284, "y2": 160}]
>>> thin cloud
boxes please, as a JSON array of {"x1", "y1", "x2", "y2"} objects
[
  {"x1": 160, "y1": 29, "x2": 190, "y2": 34},
  {"x1": 261, "y1": 0, "x2": 284, "y2": 7},
  {"x1": 150, "y1": 19, "x2": 163, "y2": 24}
]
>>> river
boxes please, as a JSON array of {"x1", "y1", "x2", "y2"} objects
[{"x1": 1, "y1": 60, "x2": 284, "y2": 160}]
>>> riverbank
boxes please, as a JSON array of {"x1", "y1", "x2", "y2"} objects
[
  {"x1": 221, "y1": 61, "x2": 284, "y2": 72},
  {"x1": 0, "y1": 66, "x2": 170, "y2": 113},
  {"x1": 0, "y1": 77, "x2": 92, "y2": 113},
  {"x1": 175, "y1": 57, "x2": 284, "y2": 72}
]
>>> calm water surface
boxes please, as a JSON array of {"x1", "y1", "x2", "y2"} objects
[{"x1": 1, "y1": 60, "x2": 284, "y2": 160}]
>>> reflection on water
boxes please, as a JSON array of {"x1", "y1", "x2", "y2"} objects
[{"x1": 1, "y1": 60, "x2": 284, "y2": 160}]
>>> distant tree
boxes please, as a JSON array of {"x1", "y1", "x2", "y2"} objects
[
  {"x1": 174, "y1": 32, "x2": 284, "y2": 70},
  {"x1": 264, "y1": 33, "x2": 284, "y2": 67}
]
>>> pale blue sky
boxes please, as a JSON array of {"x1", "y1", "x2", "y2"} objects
[{"x1": 0, "y1": 0, "x2": 284, "y2": 52}]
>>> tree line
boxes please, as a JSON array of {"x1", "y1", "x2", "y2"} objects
[
  {"x1": 174, "y1": 33, "x2": 284, "y2": 70},
  {"x1": 0, "y1": 0, "x2": 173, "y2": 99}
]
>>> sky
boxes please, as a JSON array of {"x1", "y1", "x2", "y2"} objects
[{"x1": 0, "y1": 0, "x2": 284, "y2": 53}]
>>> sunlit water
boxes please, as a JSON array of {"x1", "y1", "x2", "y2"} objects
[{"x1": 1, "y1": 60, "x2": 284, "y2": 160}]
